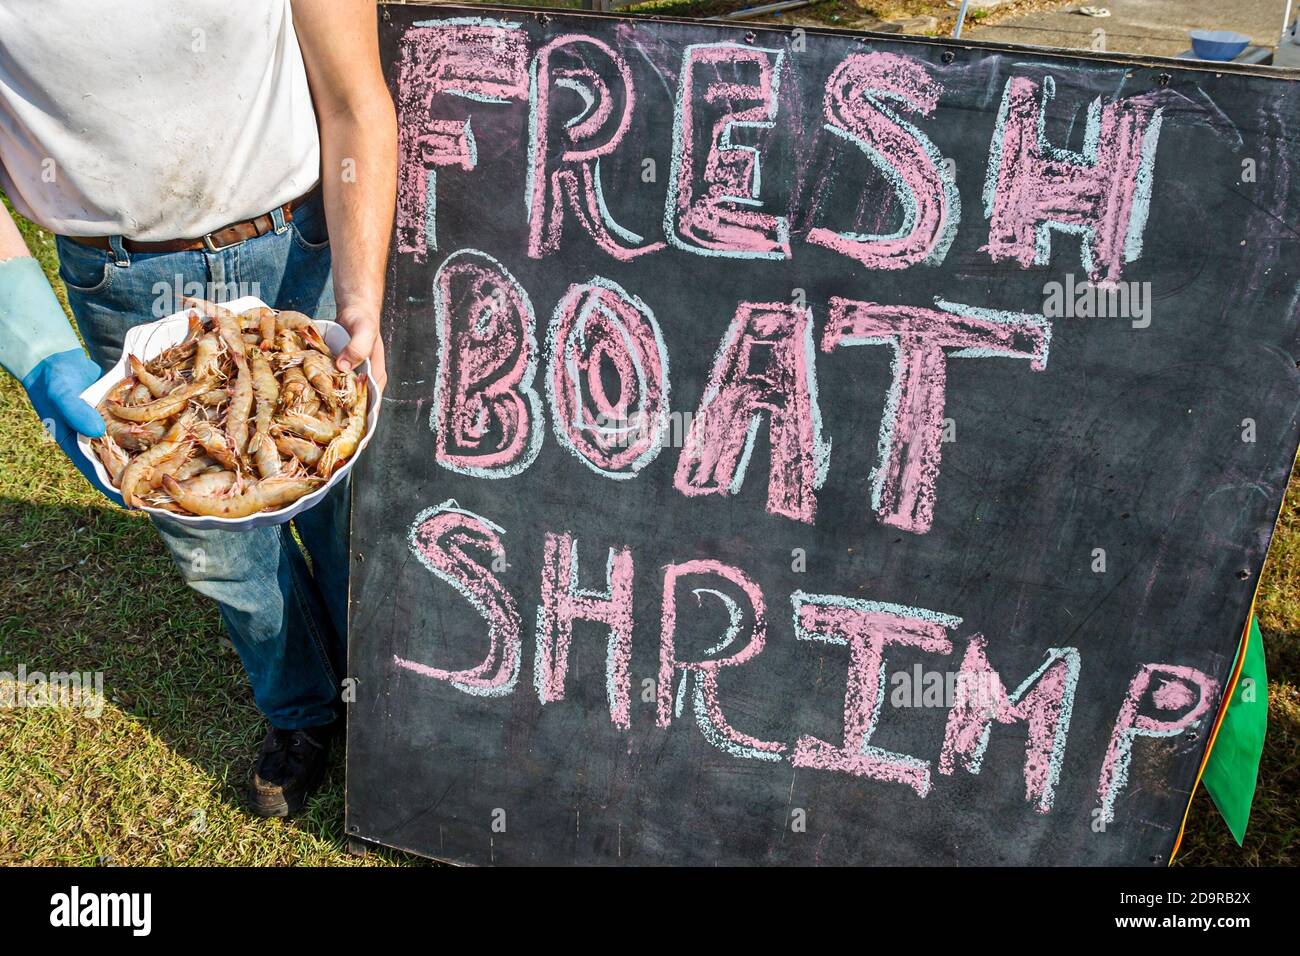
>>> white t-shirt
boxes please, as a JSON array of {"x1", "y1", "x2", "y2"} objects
[{"x1": 0, "y1": 0, "x2": 320, "y2": 240}]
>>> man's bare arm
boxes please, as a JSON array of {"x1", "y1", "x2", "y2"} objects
[
  {"x1": 0, "y1": 194, "x2": 108, "y2": 448},
  {"x1": 292, "y1": 0, "x2": 397, "y2": 389},
  {"x1": 0, "y1": 201, "x2": 33, "y2": 261}
]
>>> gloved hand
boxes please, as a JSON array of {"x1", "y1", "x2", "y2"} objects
[
  {"x1": 22, "y1": 348, "x2": 123, "y2": 504},
  {"x1": 1, "y1": 255, "x2": 121, "y2": 504}
]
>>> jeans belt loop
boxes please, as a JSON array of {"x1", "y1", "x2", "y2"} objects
[
  {"x1": 270, "y1": 205, "x2": 288, "y2": 235},
  {"x1": 107, "y1": 235, "x2": 130, "y2": 267},
  {"x1": 202, "y1": 229, "x2": 241, "y2": 255}
]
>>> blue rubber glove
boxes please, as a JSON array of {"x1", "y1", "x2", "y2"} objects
[
  {"x1": 21, "y1": 348, "x2": 124, "y2": 504},
  {"x1": 1, "y1": 256, "x2": 121, "y2": 504}
]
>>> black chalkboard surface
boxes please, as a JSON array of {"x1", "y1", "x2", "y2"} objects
[{"x1": 346, "y1": 4, "x2": 1300, "y2": 865}]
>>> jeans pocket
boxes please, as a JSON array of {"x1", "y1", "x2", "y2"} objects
[
  {"x1": 55, "y1": 239, "x2": 115, "y2": 295},
  {"x1": 290, "y1": 197, "x2": 330, "y2": 252}
]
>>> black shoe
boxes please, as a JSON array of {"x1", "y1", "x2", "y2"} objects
[{"x1": 249, "y1": 723, "x2": 335, "y2": 818}]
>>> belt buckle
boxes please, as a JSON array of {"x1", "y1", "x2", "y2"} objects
[{"x1": 202, "y1": 229, "x2": 239, "y2": 254}]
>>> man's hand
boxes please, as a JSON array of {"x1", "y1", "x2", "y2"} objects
[
  {"x1": 22, "y1": 347, "x2": 122, "y2": 504},
  {"x1": 0, "y1": 237, "x2": 118, "y2": 502},
  {"x1": 293, "y1": 0, "x2": 396, "y2": 394},
  {"x1": 23, "y1": 347, "x2": 105, "y2": 439},
  {"x1": 336, "y1": 306, "x2": 387, "y2": 391}
]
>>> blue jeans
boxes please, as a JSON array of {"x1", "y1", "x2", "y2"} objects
[{"x1": 56, "y1": 192, "x2": 347, "y2": 730}]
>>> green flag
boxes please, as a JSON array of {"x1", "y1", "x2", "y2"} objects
[{"x1": 1202, "y1": 617, "x2": 1268, "y2": 845}]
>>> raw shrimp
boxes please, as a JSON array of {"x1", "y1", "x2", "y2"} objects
[
  {"x1": 147, "y1": 439, "x2": 198, "y2": 489},
  {"x1": 184, "y1": 297, "x2": 247, "y2": 358},
  {"x1": 279, "y1": 365, "x2": 315, "y2": 411},
  {"x1": 99, "y1": 302, "x2": 366, "y2": 517},
  {"x1": 195, "y1": 387, "x2": 230, "y2": 407},
  {"x1": 128, "y1": 354, "x2": 178, "y2": 399},
  {"x1": 276, "y1": 329, "x2": 304, "y2": 354},
  {"x1": 274, "y1": 310, "x2": 312, "y2": 333},
  {"x1": 144, "y1": 336, "x2": 198, "y2": 374},
  {"x1": 174, "y1": 454, "x2": 218, "y2": 481},
  {"x1": 119, "y1": 432, "x2": 191, "y2": 507},
  {"x1": 141, "y1": 313, "x2": 203, "y2": 376},
  {"x1": 301, "y1": 324, "x2": 329, "y2": 354},
  {"x1": 248, "y1": 349, "x2": 281, "y2": 478},
  {"x1": 136, "y1": 492, "x2": 185, "y2": 514},
  {"x1": 108, "y1": 376, "x2": 216, "y2": 422},
  {"x1": 178, "y1": 470, "x2": 238, "y2": 496},
  {"x1": 99, "y1": 377, "x2": 136, "y2": 408},
  {"x1": 274, "y1": 311, "x2": 329, "y2": 352},
  {"x1": 318, "y1": 379, "x2": 367, "y2": 477},
  {"x1": 276, "y1": 409, "x2": 340, "y2": 443},
  {"x1": 92, "y1": 434, "x2": 131, "y2": 484},
  {"x1": 301, "y1": 350, "x2": 341, "y2": 409},
  {"x1": 334, "y1": 367, "x2": 359, "y2": 410},
  {"x1": 162, "y1": 474, "x2": 322, "y2": 519},
  {"x1": 271, "y1": 349, "x2": 312, "y2": 370},
  {"x1": 190, "y1": 420, "x2": 241, "y2": 470},
  {"x1": 103, "y1": 417, "x2": 167, "y2": 452},
  {"x1": 192, "y1": 332, "x2": 224, "y2": 380},
  {"x1": 226, "y1": 352, "x2": 254, "y2": 459},
  {"x1": 272, "y1": 428, "x2": 323, "y2": 467},
  {"x1": 245, "y1": 306, "x2": 278, "y2": 348}
]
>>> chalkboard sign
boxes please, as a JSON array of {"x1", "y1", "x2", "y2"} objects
[{"x1": 346, "y1": 4, "x2": 1300, "y2": 865}]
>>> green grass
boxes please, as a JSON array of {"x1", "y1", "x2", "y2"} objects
[
  {"x1": 0, "y1": 196, "x2": 1296, "y2": 866},
  {"x1": 0, "y1": 199, "x2": 404, "y2": 865}
]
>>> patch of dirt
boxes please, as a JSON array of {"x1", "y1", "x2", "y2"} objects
[{"x1": 740, "y1": 0, "x2": 1076, "y2": 36}]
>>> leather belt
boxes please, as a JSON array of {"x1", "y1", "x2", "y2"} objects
[{"x1": 67, "y1": 186, "x2": 320, "y2": 254}]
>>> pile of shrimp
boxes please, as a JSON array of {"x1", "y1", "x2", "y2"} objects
[{"x1": 90, "y1": 298, "x2": 368, "y2": 519}]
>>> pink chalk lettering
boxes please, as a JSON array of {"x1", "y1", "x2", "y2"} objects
[
  {"x1": 791, "y1": 593, "x2": 956, "y2": 796},
  {"x1": 823, "y1": 297, "x2": 1050, "y2": 534},
  {"x1": 527, "y1": 35, "x2": 664, "y2": 260},
  {"x1": 938, "y1": 636, "x2": 1080, "y2": 813},
  {"x1": 808, "y1": 53, "x2": 958, "y2": 269},
  {"x1": 657, "y1": 560, "x2": 786, "y2": 760},
  {"x1": 396, "y1": 21, "x2": 530, "y2": 260},
  {"x1": 675, "y1": 302, "x2": 826, "y2": 524},
  {"x1": 1152, "y1": 678, "x2": 1197, "y2": 710},
  {"x1": 395, "y1": 502, "x2": 521, "y2": 695},
  {"x1": 666, "y1": 44, "x2": 790, "y2": 258},
  {"x1": 432, "y1": 250, "x2": 543, "y2": 477},
  {"x1": 547, "y1": 278, "x2": 670, "y2": 477},
  {"x1": 534, "y1": 532, "x2": 636, "y2": 728},
  {"x1": 1096, "y1": 663, "x2": 1218, "y2": 823},
  {"x1": 982, "y1": 75, "x2": 1163, "y2": 284}
]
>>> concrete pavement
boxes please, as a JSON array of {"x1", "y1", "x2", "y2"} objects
[{"x1": 965, "y1": 0, "x2": 1291, "y2": 58}]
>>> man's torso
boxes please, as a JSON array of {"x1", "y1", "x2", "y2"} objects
[{"x1": 0, "y1": 0, "x2": 320, "y2": 240}]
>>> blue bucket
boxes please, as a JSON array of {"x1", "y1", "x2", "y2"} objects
[{"x1": 1189, "y1": 29, "x2": 1251, "y2": 61}]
